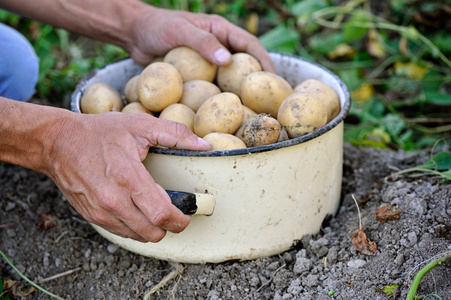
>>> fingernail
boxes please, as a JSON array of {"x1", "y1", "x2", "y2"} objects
[
  {"x1": 214, "y1": 48, "x2": 231, "y2": 64},
  {"x1": 197, "y1": 137, "x2": 212, "y2": 148}
]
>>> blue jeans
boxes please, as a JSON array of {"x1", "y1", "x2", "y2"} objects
[{"x1": 0, "y1": 23, "x2": 39, "y2": 101}]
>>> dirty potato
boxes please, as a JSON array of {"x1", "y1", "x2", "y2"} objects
[
  {"x1": 194, "y1": 92, "x2": 244, "y2": 138},
  {"x1": 235, "y1": 114, "x2": 282, "y2": 147},
  {"x1": 240, "y1": 71, "x2": 293, "y2": 118},
  {"x1": 277, "y1": 91, "x2": 328, "y2": 138},
  {"x1": 294, "y1": 79, "x2": 340, "y2": 123}
]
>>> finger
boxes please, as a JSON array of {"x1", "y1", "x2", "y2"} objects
[
  {"x1": 131, "y1": 167, "x2": 191, "y2": 234},
  {"x1": 144, "y1": 118, "x2": 211, "y2": 150},
  {"x1": 185, "y1": 14, "x2": 276, "y2": 72},
  {"x1": 92, "y1": 218, "x2": 150, "y2": 243}
]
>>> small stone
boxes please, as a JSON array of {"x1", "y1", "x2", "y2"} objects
[
  {"x1": 267, "y1": 261, "x2": 280, "y2": 271},
  {"x1": 303, "y1": 274, "x2": 319, "y2": 287},
  {"x1": 6, "y1": 229, "x2": 16, "y2": 238},
  {"x1": 107, "y1": 243, "x2": 119, "y2": 254},
  {"x1": 347, "y1": 259, "x2": 366, "y2": 269},
  {"x1": 327, "y1": 246, "x2": 338, "y2": 265},
  {"x1": 293, "y1": 257, "x2": 312, "y2": 274}
]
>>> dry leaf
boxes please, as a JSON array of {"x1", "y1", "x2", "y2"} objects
[
  {"x1": 375, "y1": 204, "x2": 401, "y2": 224},
  {"x1": 3, "y1": 279, "x2": 37, "y2": 297},
  {"x1": 352, "y1": 228, "x2": 378, "y2": 255},
  {"x1": 367, "y1": 29, "x2": 386, "y2": 58},
  {"x1": 37, "y1": 213, "x2": 57, "y2": 231},
  {"x1": 351, "y1": 83, "x2": 374, "y2": 103}
]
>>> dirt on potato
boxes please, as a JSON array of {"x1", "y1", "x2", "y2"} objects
[{"x1": 1, "y1": 102, "x2": 450, "y2": 300}]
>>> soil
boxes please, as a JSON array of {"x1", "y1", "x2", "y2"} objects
[{"x1": 1, "y1": 132, "x2": 451, "y2": 299}]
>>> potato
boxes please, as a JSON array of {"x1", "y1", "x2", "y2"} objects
[
  {"x1": 80, "y1": 82, "x2": 123, "y2": 114},
  {"x1": 194, "y1": 92, "x2": 244, "y2": 138},
  {"x1": 159, "y1": 103, "x2": 195, "y2": 132},
  {"x1": 241, "y1": 105, "x2": 258, "y2": 126},
  {"x1": 121, "y1": 102, "x2": 153, "y2": 115},
  {"x1": 294, "y1": 79, "x2": 340, "y2": 123},
  {"x1": 240, "y1": 71, "x2": 293, "y2": 118},
  {"x1": 277, "y1": 92, "x2": 328, "y2": 138},
  {"x1": 179, "y1": 80, "x2": 221, "y2": 112},
  {"x1": 216, "y1": 53, "x2": 262, "y2": 96},
  {"x1": 136, "y1": 62, "x2": 183, "y2": 112},
  {"x1": 235, "y1": 114, "x2": 282, "y2": 147},
  {"x1": 124, "y1": 75, "x2": 140, "y2": 103},
  {"x1": 278, "y1": 127, "x2": 289, "y2": 143},
  {"x1": 203, "y1": 132, "x2": 247, "y2": 151},
  {"x1": 164, "y1": 46, "x2": 217, "y2": 82}
]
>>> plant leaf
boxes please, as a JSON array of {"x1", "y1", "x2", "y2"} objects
[
  {"x1": 423, "y1": 90, "x2": 451, "y2": 106},
  {"x1": 259, "y1": 24, "x2": 299, "y2": 54},
  {"x1": 415, "y1": 152, "x2": 451, "y2": 171},
  {"x1": 343, "y1": 10, "x2": 371, "y2": 43}
]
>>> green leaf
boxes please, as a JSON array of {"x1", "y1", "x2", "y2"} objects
[
  {"x1": 290, "y1": 0, "x2": 328, "y2": 17},
  {"x1": 309, "y1": 32, "x2": 344, "y2": 55},
  {"x1": 431, "y1": 32, "x2": 451, "y2": 54},
  {"x1": 382, "y1": 113, "x2": 406, "y2": 137},
  {"x1": 423, "y1": 90, "x2": 451, "y2": 106},
  {"x1": 259, "y1": 24, "x2": 300, "y2": 54},
  {"x1": 342, "y1": 10, "x2": 371, "y2": 43},
  {"x1": 336, "y1": 68, "x2": 361, "y2": 91},
  {"x1": 383, "y1": 283, "x2": 399, "y2": 296},
  {"x1": 440, "y1": 170, "x2": 451, "y2": 180},
  {"x1": 415, "y1": 152, "x2": 451, "y2": 171}
]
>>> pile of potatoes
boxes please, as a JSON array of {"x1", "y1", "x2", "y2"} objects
[{"x1": 80, "y1": 47, "x2": 340, "y2": 151}]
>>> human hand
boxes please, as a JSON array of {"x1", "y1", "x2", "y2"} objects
[
  {"x1": 46, "y1": 112, "x2": 211, "y2": 242},
  {"x1": 128, "y1": 6, "x2": 275, "y2": 72}
]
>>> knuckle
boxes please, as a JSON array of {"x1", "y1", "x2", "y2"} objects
[
  {"x1": 173, "y1": 122, "x2": 191, "y2": 138},
  {"x1": 150, "y1": 207, "x2": 172, "y2": 228},
  {"x1": 97, "y1": 193, "x2": 119, "y2": 213}
]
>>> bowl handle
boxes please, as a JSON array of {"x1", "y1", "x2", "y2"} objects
[{"x1": 167, "y1": 190, "x2": 215, "y2": 216}]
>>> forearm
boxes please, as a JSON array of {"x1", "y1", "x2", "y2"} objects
[
  {"x1": 0, "y1": 97, "x2": 73, "y2": 174},
  {"x1": 0, "y1": 0, "x2": 149, "y2": 53}
]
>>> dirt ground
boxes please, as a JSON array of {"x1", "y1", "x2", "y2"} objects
[{"x1": 1, "y1": 137, "x2": 451, "y2": 299}]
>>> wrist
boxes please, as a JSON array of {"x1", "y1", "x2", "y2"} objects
[{"x1": 0, "y1": 98, "x2": 77, "y2": 175}]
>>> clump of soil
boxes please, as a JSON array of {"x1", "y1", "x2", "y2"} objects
[{"x1": 1, "y1": 143, "x2": 450, "y2": 299}]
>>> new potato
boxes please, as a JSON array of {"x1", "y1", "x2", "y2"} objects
[
  {"x1": 216, "y1": 53, "x2": 262, "y2": 96},
  {"x1": 164, "y1": 46, "x2": 217, "y2": 82},
  {"x1": 80, "y1": 82, "x2": 123, "y2": 114},
  {"x1": 194, "y1": 92, "x2": 244, "y2": 138},
  {"x1": 124, "y1": 75, "x2": 140, "y2": 103},
  {"x1": 203, "y1": 132, "x2": 247, "y2": 150},
  {"x1": 294, "y1": 79, "x2": 340, "y2": 122},
  {"x1": 179, "y1": 80, "x2": 221, "y2": 112},
  {"x1": 241, "y1": 71, "x2": 293, "y2": 118},
  {"x1": 159, "y1": 103, "x2": 195, "y2": 132},
  {"x1": 136, "y1": 62, "x2": 183, "y2": 112},
  {"x1": 121, "y1": 102, "x2": 153, "y2": 115},
  {"x1": 277, "y1": 92, "x2": 328, "y2": 138}
]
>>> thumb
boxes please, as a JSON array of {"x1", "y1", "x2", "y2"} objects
[{"x1": 148, "y1": 118, "x2": 212, "y2": 150}]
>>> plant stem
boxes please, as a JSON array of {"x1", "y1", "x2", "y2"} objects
[
  {"x1": 406, "y1": 255, "x2": 450, "y2": 300},
  {"x1": 0, "y1": 249, "x2": 64, "y2": 300}
]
